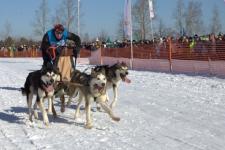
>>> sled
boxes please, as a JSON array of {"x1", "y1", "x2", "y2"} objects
[
  {"x1": 48, "y1": 46, "x2": 75, "y2": 81},
  {"x1": 49, "y1": 46, "x2": 77, "y2": 112}
]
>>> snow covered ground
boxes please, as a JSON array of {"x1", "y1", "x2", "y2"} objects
[{"x1": 0, "y1": 58, "x2": 225, "y2": 150}]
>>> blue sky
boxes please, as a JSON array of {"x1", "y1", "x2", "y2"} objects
[{"x1": 0, "y1": 0, "x2": 225, "y2": 40}]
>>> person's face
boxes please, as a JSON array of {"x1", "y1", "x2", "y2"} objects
[{"x1": 54, "y1": 30, "x2": 63, "y2": 40}]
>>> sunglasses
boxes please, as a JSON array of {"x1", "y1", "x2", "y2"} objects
[{"x1": 55, "y1": 31, "x2": 63, "y2": 35}]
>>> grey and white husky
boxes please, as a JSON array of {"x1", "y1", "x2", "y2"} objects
[
  {"x1": 65, "y1": 69, "x2": 120, "y2": 129},
  {"x1": 92, "y1": 62, "x2": 131, "y2": 109},
  {"x1": 21, "y1": 64, "x2": 61, "y2": 126}
]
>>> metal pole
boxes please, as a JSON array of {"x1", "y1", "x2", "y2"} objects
[
  {"x1": 149, "y1": 0, "x2": 154, "y2": 43},
  {"x1": 130, "y1": 28, "x2": 133, "y2": 70},
  {"x1": 77, "y1": 0, "x2": 80, "y2": 36},
  {"x1": 150, "y1": 17, "x2": 154, "y2": 43},
  {"x1": 130, "y1": 0, "x2": 133, "y2": 69}
]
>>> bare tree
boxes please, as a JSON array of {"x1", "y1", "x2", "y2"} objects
[
  {"x1": 32, "y1": 0, "x2": 49, "y2": 38},
  {"x1": 132, "y1": 0, "x2": 152, "y2": 40},
  {"x1": 116, "y1": 14, "x2": 126, "y2": 40},
  {"x1": 184, "y1": 0, "x2": 204, "y2": 36},
  {"x1": 209, "y1": 4, "x2": 222, "y2": 34},
  {"x1": 59, "y1": 0, "x2": 77, "y2": 31},
  {"x1": 173, "y1": 0, "x2": 185, "y2": 35},
  {"x1": 2, "y1": 20, "x2": 12, "y2": 40},
  {"x1": 98, "y1": 30, "x2": 109, "y2": 42},
  {"x1": 4, "y1": 36, "x2": 14, "y2": 47},
  {"x1": 157, "y1": 19, "x2": 166, "y2": 37},
  {"x1": 52, "y1": 7, "x2": 64, "y2": 25},
  {"x1": 82, "y1": 33, "x2": 90, "y2": 43},
  {"x1": 154, "y1": 18, "x2": 176, "y2": 38}
]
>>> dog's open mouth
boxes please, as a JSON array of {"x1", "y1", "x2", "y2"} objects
[
  {"x1": 93, "y1": 84, "x2": 105, "y2": 92},
  {"x1": 42, "y1": 84, "x2": 54, "y2": 92},
  {"x1": 120, "y1": 74, "x2": 131, "y2": 83}
]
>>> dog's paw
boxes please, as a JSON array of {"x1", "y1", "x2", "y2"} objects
[
  {"x1": 112, "y1": 117, "x2": 120, "y2": 122},
  {"x1": 34, "y1": 112, "x2": 39, "y2": 119},
  {"x1": 85, "y1": 123, "x2": 93, "y2": 129},
  {"x1": 44, "y1": 121, "x2": 49, "y2": 126}
]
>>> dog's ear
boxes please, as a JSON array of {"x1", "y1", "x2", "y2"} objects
[
  {"x1": 91, "y1": 68, "x2": 97, "y2": 77},
  {"x1": 41, "y1": 64, "x2": 47, "y2": 73},
  {"x1": 121, "y1": 61, "x2": 127, "y2": 66},
  {"x1": 46, "y1": 62, "x2": 54, "y2": 70},
  {"x1": 53, "y1": 65, "x2": 60, "y2": 73},
  {"x1": 91, "y1": 68, "x2": 95, "y2": 73}
]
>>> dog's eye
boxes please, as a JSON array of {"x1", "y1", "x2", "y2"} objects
[{"x1": 97, "y1": 78, "x2": 100, "y2": 80}]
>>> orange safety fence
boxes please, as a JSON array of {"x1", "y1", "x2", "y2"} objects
[
  {"x1": 0, "y1": 48, "x2": 91, "y2": 58},
  {"x1": 102, "y1": 41, "x2": 225, "y2": 61},
  {"x1": 171, "y1": 41, "x2": 225, "y2": 61},
  {"x1": 102, "y1": 43, "x2": 169, "y2": 59},
  {"x1": 1, "y1": 41, "x2": 225, "y2": 60}
]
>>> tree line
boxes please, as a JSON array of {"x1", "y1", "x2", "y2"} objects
[
  {"x1": 0, "y1": 0, "x2": 223, "y2": 47},
  {"x1": 123, "y1": 0, "x2": 222, "y2": 41}
]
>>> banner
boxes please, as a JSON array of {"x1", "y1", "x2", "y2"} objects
[
  {"x1": 124, "y1": 0, "x2": 132, "y2": 39},
  {"x1": 149, "y1": 0, "x2": 154, "y2": 19}
]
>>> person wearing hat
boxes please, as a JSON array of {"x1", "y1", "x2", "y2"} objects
[
  {"x1": 40, "y1": 24, "x2": 81, "y2": 67},
  {"x1": 40, "y1": 24, "x2": 81, "y2": 113}
]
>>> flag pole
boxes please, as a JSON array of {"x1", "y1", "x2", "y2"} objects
[
  {"x1": 149, "y1": 0, "x2": 154, "y2": 42},
  {"x1": 77, "y1": 0, "x2": 80, "y2": 36},
  {"x1": 124, "y1": 0, "x2": 133, "y2": 69},
  {"x1": 130, "y1": 26, "x2": 133, "y2": 69},
  {"x1": 150, "y1": 16, "x2": 154, "y2": 43},
  {"x1": 129, "y1": 0, "x2": 133, "y2": 69}
]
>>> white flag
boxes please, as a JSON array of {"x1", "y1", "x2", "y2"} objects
[
  {"x1": 124, "y1": 0, "x2": 132, "y2": 39},
  {"x1": 149, "y1": 0, "x2": 154, "y2": 19}
]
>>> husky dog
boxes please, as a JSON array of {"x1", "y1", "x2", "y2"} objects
[
  {"x1": 53, "y1": 80, "x2": 79, "y2": 113},
  {"x1": 21, "y1": 63, "x2": 61, "y2": 126},
  {"x1": 92, "y1": 62, "x2": 131, "y2": 109},
  {"x1": 67, "y1": 69, "x2": 120, "y2": 129}
]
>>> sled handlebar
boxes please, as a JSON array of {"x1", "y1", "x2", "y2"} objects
[{"x1": 48, "y1": 45, "x2": 77, "y2": 58}]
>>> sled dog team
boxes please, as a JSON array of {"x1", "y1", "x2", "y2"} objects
[{"x1": 21, "y1": 62, "x2": 131, "y2": 129}]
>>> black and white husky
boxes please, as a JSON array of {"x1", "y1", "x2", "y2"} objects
[
  {"x1": 21, "y1": 64, "x2": 61, "y2": 126},
  {"x1": 67, "y1": 69, "x2": 120, "y2": 129},
  {"x1": 92, "y1": 62, "x2": 131, "y2": 109}
]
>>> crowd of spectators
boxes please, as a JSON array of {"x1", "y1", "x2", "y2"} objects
[
  {"x1": 81, "y1": 32, "x2": 225, "y2": 50},
  {"x1": 1, "y1": 33, "x2": 225, "y2": 53}
]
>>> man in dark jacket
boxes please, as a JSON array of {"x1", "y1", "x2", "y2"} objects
[{"x1": 40, "y1": 24, "x2": 81, "y2": 67}]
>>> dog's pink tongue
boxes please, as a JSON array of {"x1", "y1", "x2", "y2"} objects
[
  {"x1": 94, "y1": 84, "x2": 103, "y2": 91},
  {"x1": 123, "y1": 77, "x2": 131, "y2": 83},
  {"x1": 45, "y1": 85, "x2": 54, "y2": 92}
]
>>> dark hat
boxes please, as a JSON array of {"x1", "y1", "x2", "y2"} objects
[{"x1": 54, "y1": 24, "x2": 64, "y2": 32}]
